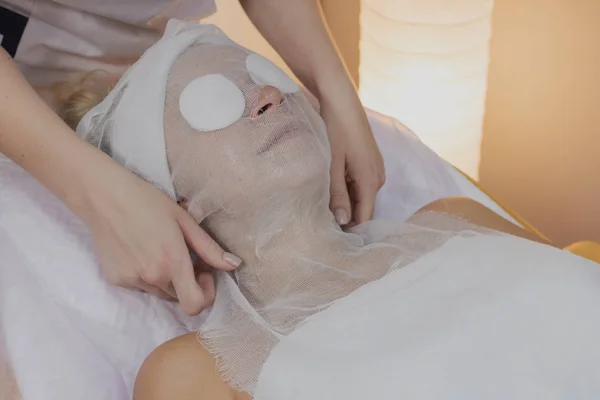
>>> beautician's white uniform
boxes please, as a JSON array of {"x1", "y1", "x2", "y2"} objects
[{"x1": 0, "y1": 0, "x2": 215, "y2": 89}]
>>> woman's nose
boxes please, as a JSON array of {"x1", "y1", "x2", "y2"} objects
[{"x1": 251, "y1": 86, "x2": 284, "y2": 117}]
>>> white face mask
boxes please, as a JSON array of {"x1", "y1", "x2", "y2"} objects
[
  {"x1": 164, "y1": 42, "x2": 330, "y2": 225},
  {"x1": 78, "y1": 19, "x2": 330, "y2": 212},
  {"x1": 178, "y1": 52, "x2": 300, "y2": 132}
]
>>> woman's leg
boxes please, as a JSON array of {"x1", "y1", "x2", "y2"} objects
[
  {"x1": 133, "y1": 333, "x2": 250, "y2": 400},
  {"x1": 416, "y1": 196, "x2": 552, "y2": 246}
]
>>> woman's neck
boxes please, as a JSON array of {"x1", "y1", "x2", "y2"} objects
[
  {"x1": 205, "y1": 198, "x2": 403, "y2": 328},
  {"x1": 206, "y1": 199, "x2": 346, "y2": 266}
]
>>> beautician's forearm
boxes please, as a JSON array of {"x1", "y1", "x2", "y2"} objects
[
  {"x1": 239, "y1": 0, "x2": 356, "y2": 103},
  {"x1": 0, "y1": 47, "x2": 119, "y2": 220}
]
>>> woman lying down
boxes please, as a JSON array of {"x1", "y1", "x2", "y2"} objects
[{"x1": 58, "y1": 20, "x2": 600, "y2": 400}]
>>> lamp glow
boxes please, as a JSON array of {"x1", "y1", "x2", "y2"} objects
[{"x1": 359, "y1": 0, "x2": 495, "y2": 178}]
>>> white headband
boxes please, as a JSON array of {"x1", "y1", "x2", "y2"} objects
[{"x1": 76, "y1": 19, "x2": 240, "y2": 199}]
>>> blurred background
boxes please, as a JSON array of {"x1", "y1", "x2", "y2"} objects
[{"x1": 205, "y1": 0, "x2": 600, "y2": 247}]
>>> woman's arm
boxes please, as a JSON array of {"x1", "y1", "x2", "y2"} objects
[
  {"x1": 0, "y1": 48, "x2": 238, "y2": 315},
  {"x1": 239, "y1": 0, "x2": 385, "y2": 226},
  {"x1": 416, "y1": 197, "x2": 553, "y2": 246}
]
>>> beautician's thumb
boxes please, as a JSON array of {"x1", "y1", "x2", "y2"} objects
[
  {"x1": 329, "y1": 161, "x2": 352, "y2": 226},
  {"x1": 177, "y1": 211, "x2": 243, "y2": 271}
]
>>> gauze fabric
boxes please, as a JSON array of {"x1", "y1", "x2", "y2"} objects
[{"x1": 76, "y1": 19, "x2": 503, "y2": 396}]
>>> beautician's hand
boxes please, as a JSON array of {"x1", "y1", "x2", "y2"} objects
[
  {"x1": 239, "y1": 0, "x2": 385, "y2": 227},
  {"x1": 321, "y1": 95, "x2": 385, "y2": 227},
  {"x1": 0, "y1": 46, "x2": 240, "y2": 317},
  {"x1": 84, "y1": 161, "x2": 241, "y2": 316}
]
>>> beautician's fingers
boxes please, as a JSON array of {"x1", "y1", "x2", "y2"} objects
[
  {"x1": 169, "y1": 244, "x2": 208, "y2": 316},
  {"x1": 196, "y1": 271, "x2": 216, "y2": 308},
  {"x1": 161, "y1": 282, "x2": 178, "y2": 299},
  {"x1": 350, "y1": 177, "x2": 378, "y2": 224},
  {"x1": 177, "y1": 210, "x2": 242, "y2": 271},
  {"x1": 172, "y1": 211, "x2": 240, "y2": 315},
  {"x1": 136, "y1": 281, "x2": 177, "y2": 301},
  {"x1": 329, "y1": 156, "x2": 352, "y2": 226},
  {"x1": 138, "y1": 274, "x2": 178, "y2": 299}
]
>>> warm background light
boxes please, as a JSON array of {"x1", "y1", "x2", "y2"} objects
[
  {"x1": 203, "y1": 0, "x2": 293, "y2": 77},
  {"x1": 206, "y1": 0, "x2": 598, "y2": 246},
  {"x1": 480, "y1": 0, "x2": 600, "y2": 246},
  {"x1": 359, "y1": 0, "x2": 495, "y2": 178}
]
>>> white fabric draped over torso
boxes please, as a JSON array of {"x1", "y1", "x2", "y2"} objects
[{"x1": 255, "y1": 235, "x2": 600, "y2": 400}]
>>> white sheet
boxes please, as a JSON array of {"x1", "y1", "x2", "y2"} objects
[
  {"x1": 0, "y1": 109, "x2": 518, "y2": 399},
  {"x1": 0, "y1": 166, "x2": 206, "y2": 399},
  {"x1": 368, "y1": 110, "x2": 517, "y2": 225},
  {"x1": 256, "y1": 235, "x2": 600, "y2": 400}
]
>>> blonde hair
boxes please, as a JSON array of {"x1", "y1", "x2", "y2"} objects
[{"x1": 52, "y1": 70, "x2": 115, "y2": 131}]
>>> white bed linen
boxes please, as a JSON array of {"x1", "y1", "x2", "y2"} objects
[
  {"x1": 0, "y1": 168, "x2": 206, "y2": 399},
  {"x1": 0, "y1": 109, "x2": 516, "y2": 399},
  {"x1": 256, "y1": 235, "x2": 600, "y2": 400},
  {"x1": 369, "y1": 110, "x2": 516, "y2": 225}
]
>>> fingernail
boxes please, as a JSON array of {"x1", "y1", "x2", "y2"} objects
[
  {"x1": 223, "y1": 252, "x2": 242, "y2": 268},
  {"x1": 334, "y1": 208, "x2": 349, "y2": 225}
]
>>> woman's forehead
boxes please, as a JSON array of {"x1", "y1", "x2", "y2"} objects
[{"x1": 171, "y1": 43, "x2": 249, "y2": 79}]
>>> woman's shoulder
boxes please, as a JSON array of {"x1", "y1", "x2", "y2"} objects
[{"x1": 133, "y1": 332, "x2": 249, "y2": 400}]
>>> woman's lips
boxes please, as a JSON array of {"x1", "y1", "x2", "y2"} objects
[{"x1": 257, "y1": 123, "x2": 305, "y2": 154}]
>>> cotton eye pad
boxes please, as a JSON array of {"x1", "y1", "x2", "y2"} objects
[
  {"x1": 246, "y1": 53, "x2": 299, "y2": 94},
  {"x1": 179, "y1": 74, "x2": 245, "y2": 131}
]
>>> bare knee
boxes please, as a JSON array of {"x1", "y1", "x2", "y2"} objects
[{"x1": 133, "y1": 333, "x2": 240, "y2": 400}]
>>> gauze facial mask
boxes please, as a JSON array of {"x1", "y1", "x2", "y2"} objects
[{"x1": 246, "y1": 53, "x2": 300, "y2": 94}]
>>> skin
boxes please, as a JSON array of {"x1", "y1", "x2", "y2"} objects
[
  {"x1": 0, "y1": 358, "x2": 20, "y2": 400},
  {"x1": 0, "y1": 0, "x2": 382, "y2": 317},
  {"x1": 133, "y1": 197, "x2": 555, "y2": 400}
]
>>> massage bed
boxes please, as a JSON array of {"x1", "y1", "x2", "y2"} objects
[{"x1": 0, "y1": 108, "x2": 598, "y2": 399}]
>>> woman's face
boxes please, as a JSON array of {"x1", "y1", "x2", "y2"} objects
[{"x1": 164, "y1": 44, "x2": 330, "y2": 220}]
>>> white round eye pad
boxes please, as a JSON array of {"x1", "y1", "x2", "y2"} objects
[
  {"x1": 246, "y1": 53, "x2": 300, "y2": 94},
  {"x1": 179, "y1": 74, "x2": 245, "y2": 132}
]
